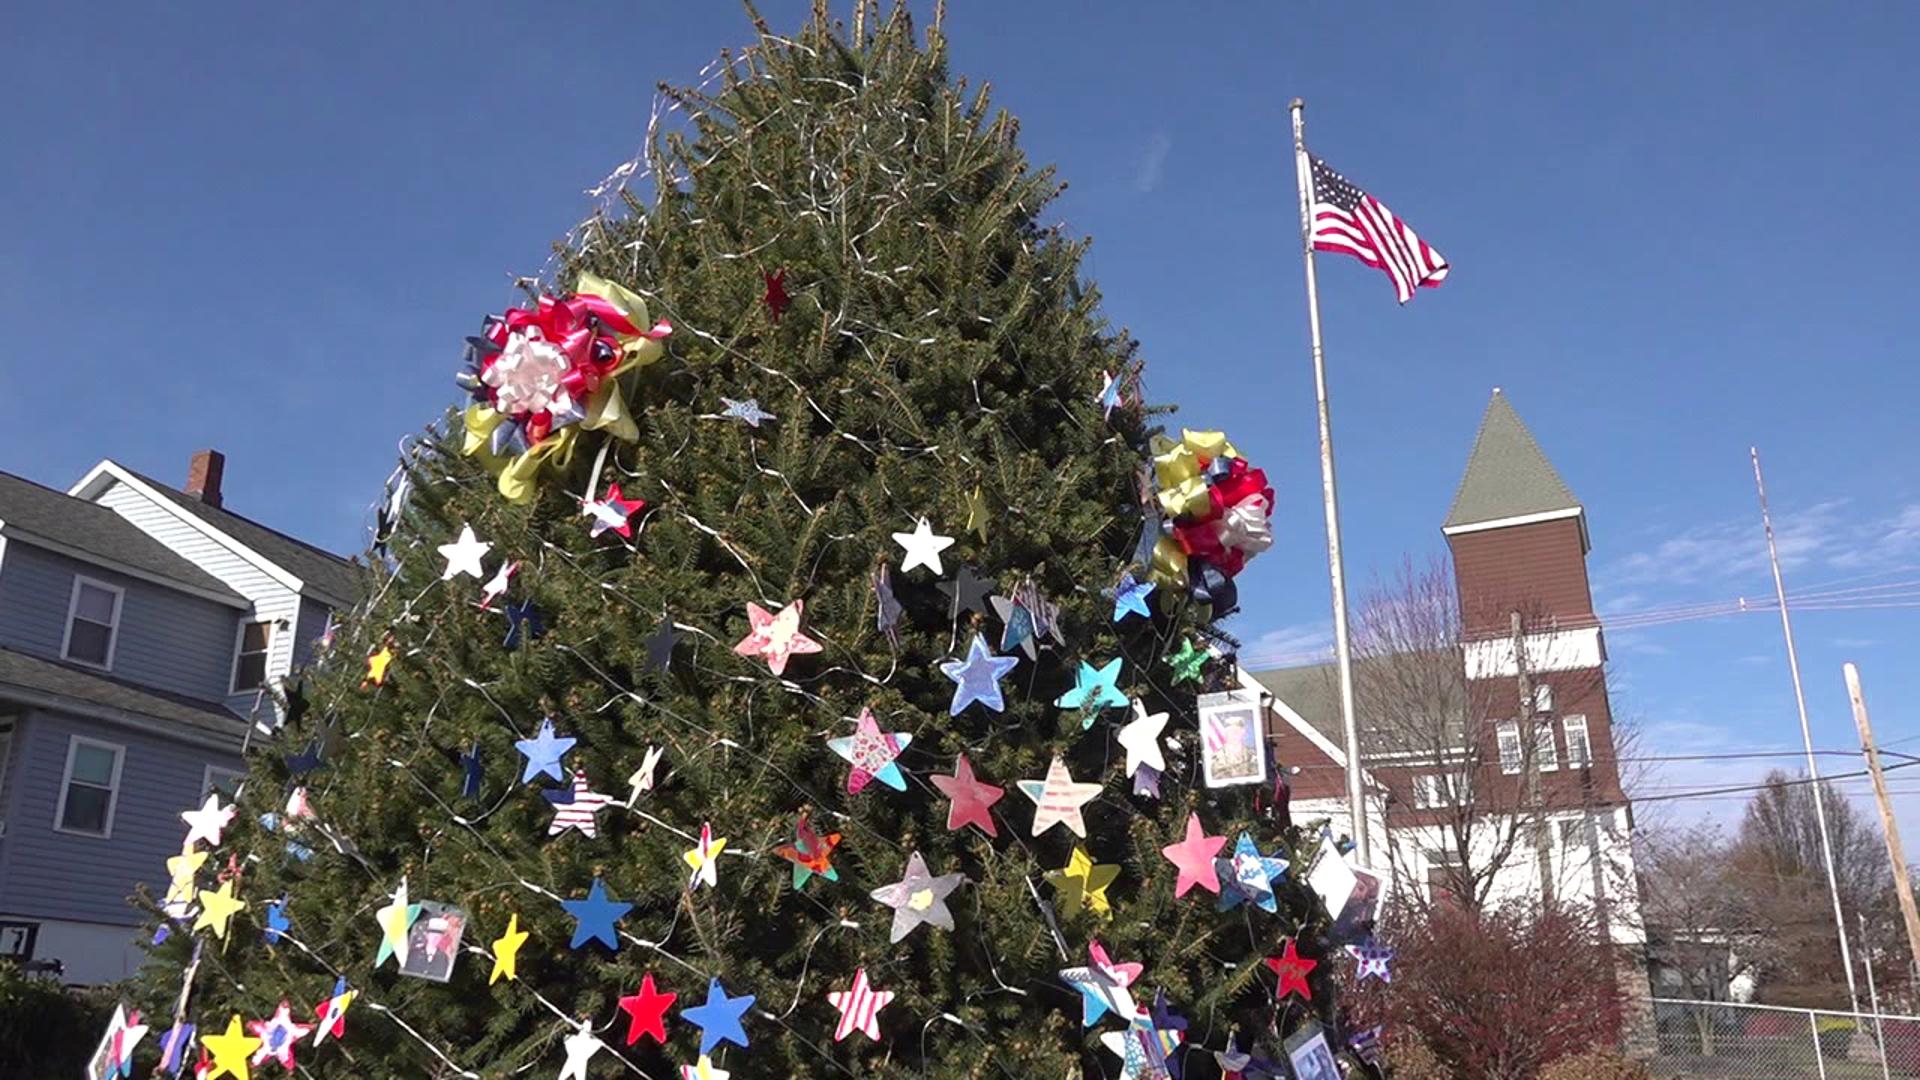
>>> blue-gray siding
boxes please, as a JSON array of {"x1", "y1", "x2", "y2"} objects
[
  {"x1": 292, "y1": 597, "x2": 333, "y2": 673},
  {"x1": 0, "y1": 709, "x2": 243, "y2": 926},
  {"x1": 0, "y1": 542, "x2": 240, "y2": 704}
]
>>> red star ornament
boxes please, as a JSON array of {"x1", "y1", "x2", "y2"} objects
[
  {"x1": 732, "y1": 599, "x2": 823, "y2": 676},
  {"x1": 930, "y1": 753, "x2": 1004, "y2": 837},
  {"x1": 617, "y1": 972, "x2": 677, "y2": 1046},
  {"x1": 764, "y1": 269, "x2": 792, "y2": 321},
  {"x1": 1264, "y1": 938, "x2": 1317, "y2": 1001}
]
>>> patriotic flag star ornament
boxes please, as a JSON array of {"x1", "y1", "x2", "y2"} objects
[
  {"x1": 1018, "y1": 755, "x2": 1103, "y2": 838},
  {"x1": 582, "y1": 483, "x2": 644, "y2": 538},
  {"x1": 545, "y1": 771, "x2": 613, "y2": 838},
  {"x1": 311, "y1": 978, "x2": 355, "y2": 1046},
  {"x1": 246, "y1": 1001, "x2": 312, "y2": 1072},
  {"x1": 827, "y1": 968, "x2": 895, "y2": 1042}
]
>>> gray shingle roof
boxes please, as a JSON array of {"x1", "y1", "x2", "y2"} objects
[
  {"x1": 1249, "y1": 652, "x2": 1471, "y2": 758},
  {"x1": 1442, "y1": 390, "x2": 1581, "y2": 530},
  {"x1": 0, "y1": 472, "x2": 244, "y2": 602},
  {"x1": 121, "y1": 468, "x2": 363, "y2": 604},
  {"x1": 1249, "y1": 661, "x2": 1345, "y2": 748},
  {"x1": 0, "y1": 645, "x2": 247, "y2": 744}
]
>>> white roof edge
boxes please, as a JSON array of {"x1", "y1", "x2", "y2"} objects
[
  {"x1": 1440, "y1": 505, "x2": 1585, "y2": 537},
  {"x1": 71, "y1": 460, "x2": 308, "y2": 595},
  {"x1": 0, "y1": 524, "x2": 251, "y2": 610}
]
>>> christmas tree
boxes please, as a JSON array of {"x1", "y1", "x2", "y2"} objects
[{"x1": 131, "y1": 6, "x2": 1383, "y2": 1078}]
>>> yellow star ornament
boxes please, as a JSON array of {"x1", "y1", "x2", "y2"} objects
[
  {"x1": 490, "y1": 913, "x2": 530, "y2": 984},
  {"x1": 963, "y1": 485, "x2": 991, "y2": 541},
  {"x1": 1045, "y1": 844, "x2": 1120, "y2": 916},
  {"x1": 365, "y1": 645, "x2": 394, "y2": 685},
  {"x1": 164, "y1": 845, "x2": 207, "y2": 907},
  {"x1": 202, "y1": 1014, "x2": 262, "y2": 1080},
  {"x1": 194, "y1": 879, "x2": 247, "y2": 939}
]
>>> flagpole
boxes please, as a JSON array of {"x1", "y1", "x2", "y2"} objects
[{"x1": 1291, "y1": 98, "x2": 1371, "y2": 865}]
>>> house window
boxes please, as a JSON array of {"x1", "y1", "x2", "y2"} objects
[
  {"x1": 54, "y1": 736, "x2": 124, "y2": 837},
  {"x1": 1536, "y1": 723, "x2": 1560, "y2": 772},
  {"x1": 1414, "y1": 773, "x2": 1459, "y2": 809},
  {"x1": 1558, "y1": 818, "x2": 1587, "y2": 848},
  {"x1": 1563, "y1": 715, "x2": 1592, "y2": 769},
  {"x1": 62, "y1": 577, "x2": 124, "y2": 669},
  {"x1": 232, "y1": 620, "x2": 274, "y2": 693},
  {"x1": 202, "y1": 765, "x2": 246, "y2": 801},
  {"x1": 1425, "y1": 848, "x2": 1464, "y2": 905},
  {"x1": 1497, "y1": 721, "x2": 1524, "y2": 775},
  {"x1": 1533, "y1": 684, "x2": 1555, "y2": 714}
]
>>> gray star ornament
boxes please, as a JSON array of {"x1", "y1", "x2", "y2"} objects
[{"x1": 869, "y1": 851, "x2": 967, "y2": 943}]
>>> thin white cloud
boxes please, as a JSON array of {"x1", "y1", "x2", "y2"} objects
[
  {"x1": 1604, "y1": 500, "x2": 1920, "y2": 591},
  {"x1": 1240, "y1": 621, "x2": 1333, "y2": 668},
  {"x1": 1134, "y1": 132, "x2": 1172, "y2": 194}
]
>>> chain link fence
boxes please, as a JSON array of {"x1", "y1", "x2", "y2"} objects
[{"x1": 1646, "y1": 998, "x2": 1920, "y2": 1079}]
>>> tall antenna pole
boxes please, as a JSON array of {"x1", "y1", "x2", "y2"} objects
[
  {"x1": 1752, "y1": 446, "x2": 1859, "y2": 1013},
  {"x1": 1291, "y1": 98, "x2": 1370, "y2": 864}
]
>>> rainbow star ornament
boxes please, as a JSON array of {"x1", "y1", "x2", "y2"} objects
[
  {"x1": 827, "y1": 707, "x2": 912, "y2": 793},
  {"x1": 373, "y1": 878, "x2": 421, "y2": 968}
]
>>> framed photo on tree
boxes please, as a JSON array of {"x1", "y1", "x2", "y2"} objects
[
  {"x1": 1284, "y1": 1019, "x2": 1342, "y2": 1080},
  {"x1": 1198, "y1": 688, "x2": 1268, "y2": 788}
]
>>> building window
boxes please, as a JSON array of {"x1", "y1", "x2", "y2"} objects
[
  {"x1": 1558, "y1": 818, "x2": 1587, "y2": 848},
  {"x1": 1497, "y1": 721, "x2": 1524, "y2": 775},
  {"x1": 1414, "y1": 773, "x2": 1460, "y2": 809},
  {"x1": 1533, "y1": 684, "x2": 1555, "y2": 714},
  {"x1": 1536, "y1": 723, "x2": 1560, "y2": 772},
  {"x1": 1563, "y1": 715, "x2": 1592, "y2": 769},
  {"x1": 62, "y1": 577, "x2": 124, "y2": 669},
  {"x1": 202, "y1": 765, "x2": 246, "y2": 801},
  {"x1": 231, "y1": 620, "x2": 274, "y2": 693},
  {"x1": 1425, "y1": 848, "x2": 1464, "y2": 905},
  {"x1": 54, "y1": 736, "x2": 124, "y2": 838}
]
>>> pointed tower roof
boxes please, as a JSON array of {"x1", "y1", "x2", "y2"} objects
[{"x1": 1442, "y1": 389, "x2": 1582, "y2": 532}]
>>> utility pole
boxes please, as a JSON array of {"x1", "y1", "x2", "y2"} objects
[
  {"x1": 1752, "y1": 447, "x2": 1859, "y2": 1012},
  {"x1": 1845, "y1": 663, "x2": 1920, "y2": 982},
  {"x1": 1515, "y1": 611, "x2": 1555, "y2": 905}
]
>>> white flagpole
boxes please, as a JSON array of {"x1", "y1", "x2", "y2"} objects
[{"x1": 1291, "y1": 98, "x2": 1371, "y2": 865}]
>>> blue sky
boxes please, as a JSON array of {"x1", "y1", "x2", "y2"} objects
[{"x1": 4, "y1": 1, "x2": 1917, "y2": 836}]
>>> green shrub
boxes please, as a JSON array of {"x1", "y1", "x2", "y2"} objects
[
  {"x1": 1538, "y1": 1049, "x2": 1654, "y2": 1080},
  {"x1": 0, "y1": 962, "x2": 117, "y2": 1074}
]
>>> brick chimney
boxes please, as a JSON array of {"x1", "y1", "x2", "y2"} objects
[{"x1": 186, "y1": 449, "x2": 225, "y2": 508}]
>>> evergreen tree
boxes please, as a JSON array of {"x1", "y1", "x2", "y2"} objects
[{"x1": 134, "y1": 7, "x2": 1379, "y2": 1078}]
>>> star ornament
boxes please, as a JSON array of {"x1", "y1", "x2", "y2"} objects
[
  {"x1": 937, "y1": 564, "x2": 994, "y2": 618},
  {"x1": 828, "y1": 707, "x2": 912, "y2": 793},
  {"x1": 1216, "y1": 832, "x2": 1290, "y2": 914},
  {"x1": 1110, "y1": 572, "x2": 1156, "y2": 622},
  {"x1": 828, "y1": 968, "x2": 895, "y2": 1042},
  {"x1": 644, "y1": 617, "x2": 683, "y2": 672},
  {"x1": 721, "y1": 396, "x2": 775, "y2": 427},
  {"x1": 626, "y1": 745, "x2": 665, "y2": 804},
  {"x1": 514, "y1": 717, "x2": 576, "y2": 784},
  {"x1": 870, "y1": 851, "x2": 966, "y2": 943},
  {"x1": 247, "y1": 1000, "x2": 312, "y2": 1072},
  {"x1": 1060, "y1": 939, "x2": 1142, "y2": 1027},
  {"x1": 763, "y1": 268, "x2": 792, "y2": 321},
  {"x1": 682, "y1": 977, "x2": 755, "y2": 1055},
  {"x1": 558, "y1": 1021, "x2": 604, "y2": 1080},
  {"x1": 683, "y1": 822, "x2": 728, "y2": 890},
  {"x1": 194, "y1": 879, "x2": 246, "y2": 939},
  {"x1": 931, "y1": 754, "x2": 1003, "y2": 837},
  {"x1": 373, "y1": 878, "x2": 421, "y2": 967},
  {"x1": 546, "y1": 771, "x2": 614, "y2": 838},
  {"x1": 437, "y1": 523, "x2": 492, "y2": 581},
  {"x1": 480, "y1": 559, "x2": 519, "y2": 609},
  {"x1": 939, "y1": 633, "x2": 1020, "y2": 716},
  {"x1": 681, "y1": 1056, "x2": 729, "y2": 1080},
  {"x1": 364, "y1": 644, "x2": 394, "y2": 685},
  {"x1": 1161, "y1": 813, "x2": 1228, "y2": 898},
  {"x1": 891, "y1": 516, "x2": 956, "y2": 575},
  {"x1": 311, "y1": 978, "x2": 355, "y2": 1046},
  {"x1": 263, "y1": 896, "x2": 290, "y2": 945},
  {"x1": 989, "y1": 593, "x2": 1038, "y2": 660},
  {"x1": 181, "y1": 793, "x2": 236, "y2": 848},
  {"x1": 1347, "y1": 939, "x2": 1396, "y2": 983},
  {"x1": 562, "y1": 877, "x2": 633, "y2": 951},
  {"x1": 618, "y1": 973, "x2": 677, "y2": 1046},
  {"x1": 583, "y1": 483, "x2": 645, "y2": 538},
  {"x1": 773, "y1": 815, "x2": 842, "y2": 889},
  {"x1": 1265, "y1": 938, "x2": 1318, "y2": 1000},
  {"x1": 963, "y1": 485, "x2": 991, "y2": 541},
  {"x1": 1055, "y1": 657, "x2": 1129, "y2": 723},
  {"x1": 201, "y1": 1015, "x2": 261, "y2": 1080},
  {"x1": 1100, "y1": 1008, "x2": 1182, "y2": 1080},
  {"x1": 1018, "y1": 756, "x2": 1103, "y2": 838},
  {"x1": 1166, "y1": 638, "x2": 1209, "y2": 684},
  {"x1": 733, "y1": 598, "x2": 823, "y2": 676},
  {"x1": 1116, "y1": 699, "x2": 1169, "y2": 778},
  {"x1": 159, "y1": 1020, "x2": 195, "y2": 1075},
  {"x1": 502, "y1": 599, "x2": 544, "y2": 649},
  {"x1": 1047, "y1": 844, "x2": 1120, "y2": 916},
  {"x1": 99, "y1": 1004, "x2": 150, "y2": 1079},
  {"x1": 489, "y1": 913, "x2": 530, "y2": 984}
]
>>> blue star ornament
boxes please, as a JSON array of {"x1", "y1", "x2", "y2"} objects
[
  {"x1": 940, "y1": 634, "x2": 1021, "y2": 716},
  {"x1": 1109, "y1": 572, "x2": 1156, "y2": 622},
  {"x1": 682, "y1": 977, "x2": 756, "y2": 1055},
  {"x1": 1215, "y1": 832, "x2": 1289, "y2": 914},
  {"x1": 515, "y1": 717, "x2": 576, "y2": 784},
  {"x1": 264, "y1": 895, "x2": 291, "y2": 945},
  {"x1": 1055, "y1": 657, "x2": 1129, "y2": 725},
  {"x1": 562, "y1": 877, "x2": 632, "y2": 951},
  {"x1": 721, "y1": 397, "x2": 775, "y2": 427},
  {"x1": 459, "y1": 741, "x2": 484, "y2": 799},
  {"x1": 502, "y1": 599, "x2": 544, "y2": 649},
  {"x1": 285, "y1": 741, "x2": 326, "y2": 777}
]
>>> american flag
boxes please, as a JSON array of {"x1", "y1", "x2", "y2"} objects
[{"x1": 1310, "y1": 156, "x2": 1449, "y2": 303}]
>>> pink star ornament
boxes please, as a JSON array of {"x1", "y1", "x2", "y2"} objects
[{"x1": 732, "y1": 598, "x2": 823, "y2": 676}]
